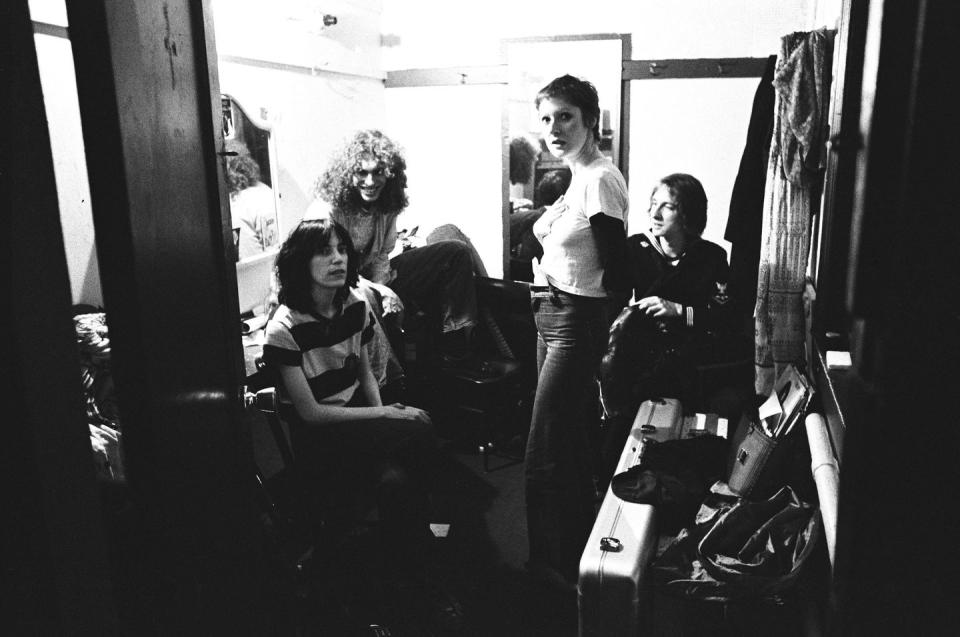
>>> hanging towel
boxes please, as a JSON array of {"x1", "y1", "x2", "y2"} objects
[{"x1": 754, "y1": 29, "x2": 835, "y2": 394}]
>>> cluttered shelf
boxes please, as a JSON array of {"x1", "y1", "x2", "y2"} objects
[{"x1": 810, "y1": 333, "x2": 875, "y2": 467}]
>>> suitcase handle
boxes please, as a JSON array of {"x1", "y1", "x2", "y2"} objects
[{"x1": 600, "y1": 536, "x2": 623, "y2": 552}]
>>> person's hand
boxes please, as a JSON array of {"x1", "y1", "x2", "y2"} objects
[
  {"x1": 370, "y1": 282, "x2": 404, "y2": 316},
  {"x1": 381, "y1": 287, "x2": 404, "y2": 315},
  {"x1": 633, "y1": 295, "x2": 682, "y2": 318},
  {"x1": 381, "y1": 403, "x2": 432, "y2": 424}
]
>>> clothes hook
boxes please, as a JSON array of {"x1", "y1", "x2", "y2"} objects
[{"x1": 648, "y1": 62, "x2": 660, "y2": 77}]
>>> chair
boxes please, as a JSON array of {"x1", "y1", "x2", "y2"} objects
[
  {"x1": 443, "y1": 277, "x2": 536, "y2": 471},
  {"x1": 247, "y1": 386, "x2": 399, "y2": 635},
  {"x1": 244, "y1": 387, "x2": 320, "y2": 633},
  {"x1": 245, "y1": 387, "x2": 315, "y2": 571},
  {"x1": 367, "y1": 276, "x2": 537, "y2": 471}
]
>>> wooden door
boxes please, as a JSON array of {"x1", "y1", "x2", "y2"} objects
[
  {"x1": 832, "y1": 1, "x2": 960, "y2": 634},
  {"x1": 1, "y1": 2, "x2": 119, "y2": 633},
  {"x1": 62, "y1": 0, "x2": 275, "y2": 632}
]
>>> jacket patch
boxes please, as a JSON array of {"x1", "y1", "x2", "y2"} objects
[{"x1": 711, "y1": 281, "x2": 730, "y2": 306}]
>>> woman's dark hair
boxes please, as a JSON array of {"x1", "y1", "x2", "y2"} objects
[
  {"x1": 535, "y1": 74, "x2": 601, "y2": 142},
  {"x1": 225, "y1": 139, "x2": 260, "y2": 194},
  {"x1": 655, "y1": 173, "x2": 708, "y2": 237},
  {"x1": 275, "y1": 219, "x2": 359, "y2": 312},
  {"x1": 509, "y1": 136, "x2": 539, "y2": 185},
  {"x1": 314, "y1": 129, "x2": 409, "y2": 217}
]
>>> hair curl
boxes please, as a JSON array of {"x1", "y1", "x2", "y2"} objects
[
  {"x1": 313, "y1": 129, "x2": 408, "y2": 217},
  {"x1": 509, "y1": 136, "x2": 539, "y2": 185},
  {"x1": 225, "y1": 139, "x2": 261, "y2": 194},
  {"x1": 275, "y1": 219, "x2": 359, "y2": 313},
  {"x1": 535, "y1": 169, "x2": 571, "y2": 206},
  {"x1": 535, "y1": 74, "x2": 602, "y2": 142},
  {"x1": 654, "y1": 173, "x2": 708, "y2": 237}
]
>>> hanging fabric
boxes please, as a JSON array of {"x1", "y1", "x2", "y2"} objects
[
  {"x1": 754, "y1": 28, "x2": 835, "y2": 394},
  {"x1": 725, "y1": 55, "x2": 776, "y2": 334}
]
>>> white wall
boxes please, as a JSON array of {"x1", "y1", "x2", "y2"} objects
[
  {"x1": 382, "y1": 1, "x2": 822, "y2": 67},
  {"x1": 212, "y1": 0, "x2": 386, "y2": 240},
  {"x1": 381, "y1": 0, "x2": 836, "y2": 258},
  {"x1": 212, "y1": 0, "x2": 386, "y2": 311},
  {"x1": 628, "y1": 78, "x2": 760, "y2": 250},
  {"x1": 385, "y1": 85, "x2": 505, "y2": 277},
  {"x1": 30, "y1": 2, "x2": 103, "y2": 308},
  {"x1": 31, "y1": 0, "x2": 841, "y2": 309}
]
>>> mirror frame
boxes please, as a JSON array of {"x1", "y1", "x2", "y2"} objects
[{"x1": 221, "y1": 93, "x2": 281, "y2": 265}]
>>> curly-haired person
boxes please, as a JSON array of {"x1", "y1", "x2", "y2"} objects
[
  {"x1": 225, "y1": 139, "x2": 277, "y2": 259},
  {"x1": 305, "y1": 130, "x2": 479, "y2": 373}
]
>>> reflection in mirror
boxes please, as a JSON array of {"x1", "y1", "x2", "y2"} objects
[
  {"x1": 503, "y1": 35, "x2": 625, "y2": 280},
  {"x1": 221, "y1": 94, "x2": 279, "y2": 262}
]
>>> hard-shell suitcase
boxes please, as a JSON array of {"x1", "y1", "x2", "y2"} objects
[
  {"x1": 578, "y1": 397, "x2": 683, "y2": 637},
  {"x1": 679, "y1": 412, "x2": 730, "y2": 440}
]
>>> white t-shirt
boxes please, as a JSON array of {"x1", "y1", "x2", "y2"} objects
[
  {"x1": 231, "y1": 182, "x2": 278, "y2": 259},
  {"x1": 532, "y1": 157, "x2": 628, "y2": 297}
]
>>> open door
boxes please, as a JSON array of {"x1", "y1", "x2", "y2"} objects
[
  {"x1": 2, "y1": 2, "x2": 117, "y2": 632},
  {"x1": 61, "y1": 0, "x2": 274, "y2": 631}
]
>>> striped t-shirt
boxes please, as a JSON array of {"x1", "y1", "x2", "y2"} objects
[{"x1": 263, "y1": 290, "x2": 375, "y2": 406}]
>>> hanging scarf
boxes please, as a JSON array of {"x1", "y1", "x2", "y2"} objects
[{"x1": 754, "y1": 28, "x2": 835, "y2": 394}]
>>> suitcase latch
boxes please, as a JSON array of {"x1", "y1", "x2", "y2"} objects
[{"x1": 600, "y1": 536, "x2": 623, "y2": 552}]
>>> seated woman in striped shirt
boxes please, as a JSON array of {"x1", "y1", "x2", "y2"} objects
[{"x1": 263, "y1": 218, "x2": 439, "y2": 566}]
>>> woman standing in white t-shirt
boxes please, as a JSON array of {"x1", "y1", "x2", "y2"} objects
[{"x1": 525, "y1": 74, "x2": 629, "y2": 591}]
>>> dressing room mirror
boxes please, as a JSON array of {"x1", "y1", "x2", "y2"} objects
[
  {"x1": 221, "y1": 93, "x2": 280, "y2": 264},
  {"x1": 502, "y1": 34, "x2": 627, "y2": 280}
]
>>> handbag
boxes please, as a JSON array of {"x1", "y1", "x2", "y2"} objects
[
  {"x1": 727, "y1": 365, "x2": 812, "y2": 499},
  {"x1": 727, "y1": 417, "x2": 791, "y2": 499},
  {"x1": 652, "y1": 483, "x2": 822, "y2": 603}
]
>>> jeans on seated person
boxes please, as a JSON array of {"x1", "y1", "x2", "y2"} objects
[
  {"x1": 290, "y1": 403, "x2": 441, "y2": 569},
  {"x1": 389, "y1": 240, "x2": 478, "y2": 337}
]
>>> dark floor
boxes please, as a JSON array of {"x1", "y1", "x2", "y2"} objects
[
  {"x1": 102, "y1": 390, "x2": 825, "y2": 635},
  {"x1": 287, "y1": 431, "x2": 579, "y2": 637}
]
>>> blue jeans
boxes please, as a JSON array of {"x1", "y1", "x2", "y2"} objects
[
  {"x1": 525, "y1": 286, "x2": 609, "y2": 581},
  {"x1": 390, "y1": 240, "x2": 478, "y2": 334}
]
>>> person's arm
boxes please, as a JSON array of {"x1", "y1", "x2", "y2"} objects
[
  {"x1": 265, "y1": 312, "x2": 425, "y2": 425},
  {"x1": 586, "y1": 171, "x2": 630, "y2": 299},
  {"x1": 635, "y1": 246, "x2": 737, "y2": 331},
  {"x1": 633, "y1": 294, "x2": 683, "y2": 318},
  {"x1": 357, "y1": 344, "x2": 382, "y2": 407},
  {"x1": 590, "y1": 212, "x2": 630, "y2": 299},
  {"x1": 279, "y1": 363, "x2": 429, "y2": 426},
  {"x1": 365, "y1": 215, "x2": 398, "y2": 285},
  {"x1": 359, "y1": 276, "x2": 403, "y2": 316},
  {"x1": 364, "y1": 215, "x2": 403, "y2": 314}
]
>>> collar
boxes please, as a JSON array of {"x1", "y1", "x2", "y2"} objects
[{"x1": 642, "y1": 231, "x2": 700, "y2": 262}]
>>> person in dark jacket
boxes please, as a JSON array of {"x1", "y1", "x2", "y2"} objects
[{"x1": 598, "y1": 173, "x2": 745, "y2": 485}]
